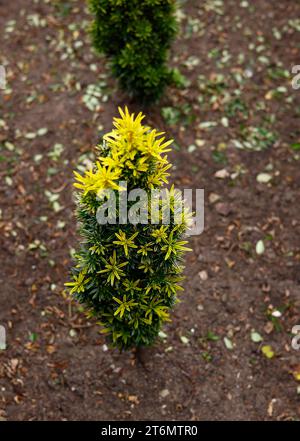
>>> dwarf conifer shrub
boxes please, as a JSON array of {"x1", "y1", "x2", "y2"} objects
[
  {"x1": 65, "y1": 108, "x2": 191, "y2": 350},
  {"x1": 88, "y1": 0, "x2": 177, "y2": 103}
]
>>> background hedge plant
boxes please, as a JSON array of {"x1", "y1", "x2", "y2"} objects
[
  {"x1": 88, "y1": 0, "x2": 178, "y2": 103},
  {"x1": 65, "y1": 108, "x2": 191, "y2": 350}
]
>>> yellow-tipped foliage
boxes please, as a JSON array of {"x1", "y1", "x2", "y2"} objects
[{"x1": 65, "y1": 108, "x2": 191, "y2": 350}]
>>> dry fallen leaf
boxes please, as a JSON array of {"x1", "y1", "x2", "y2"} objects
[
  {"x1": 267, "y1": 398, "x2": 276, "y2": 417},
  {"x1": 264, "y1": 322, "x2": 274, "y2": 334},
  {"x1": 198, "y1": 270, "x2": 208, "y2": 281},
  {"x1": 262, "y1": 345, "x2": 275, "y2": 359}
]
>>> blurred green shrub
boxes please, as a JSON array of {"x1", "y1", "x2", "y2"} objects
[{"x1": 88, "y1": 0, "x2": 178, "y2": 103}]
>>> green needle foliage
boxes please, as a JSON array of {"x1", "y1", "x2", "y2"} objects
[
  {"x1": 88, "y1": 0, "x2": 178, "y2": 103},
  {"x1": 65, "y1": 108, "x2": 191, "y2": 350}
]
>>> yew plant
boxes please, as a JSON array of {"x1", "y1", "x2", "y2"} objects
[
  {"x1": 65, "y1": 108, "x2": 191, "y2": 350},
  {"x1": 88, "y1": 0, "x2": 177, "y2": 103}
]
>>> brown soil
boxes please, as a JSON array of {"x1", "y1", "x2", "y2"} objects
[{"x1": 0, "y1": 0, "x2": 299, "y2": 421}]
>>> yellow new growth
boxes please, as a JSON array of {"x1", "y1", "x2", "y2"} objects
[{"x1": 73, "y1": 107, "x2": 173, "y2": 195}]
